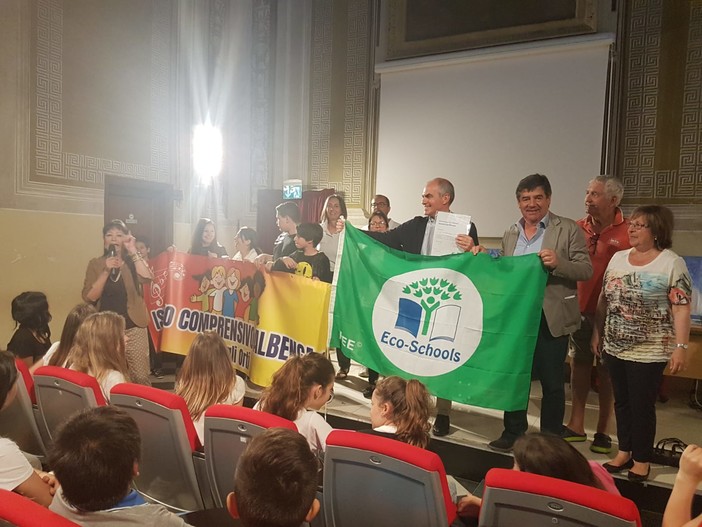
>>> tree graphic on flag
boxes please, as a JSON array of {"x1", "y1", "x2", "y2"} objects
[{"x1": 399, "y1": 278, "x2": 462, "y2": 337}]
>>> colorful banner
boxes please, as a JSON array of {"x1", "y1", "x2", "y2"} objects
[
  {"x1": 329, "y1": 225, "x2": 548, "y2": 412},
  {"x1": 144, "y1": 252, "x2": 330, "y2": 386}
]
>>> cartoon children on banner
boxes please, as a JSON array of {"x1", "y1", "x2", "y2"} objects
[
  {"x1": 223, "y1": 268, "x2": 241, "y2": 318},
  {"x1": 190, "y1": 270, "x2": 213, "y2": 312},
  {"x1": 187, "y1": 262, "x2": 264, "y2": 325}
]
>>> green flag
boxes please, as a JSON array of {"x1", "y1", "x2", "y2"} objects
[{"x1": 329, "y1": 224, "x2": 548, "y2": 412}]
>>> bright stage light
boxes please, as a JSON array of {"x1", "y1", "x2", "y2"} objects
[{"x1": 193, "y1": 121, "x2": 223, "y2": 184}]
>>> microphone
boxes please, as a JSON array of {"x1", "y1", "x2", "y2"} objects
[{"x1": 108, "y1": 245, "x2": 119, "y2": 279}]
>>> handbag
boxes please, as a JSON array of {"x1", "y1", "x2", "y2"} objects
[{"x1": 651, "y1": 437, "x2": 688, "y2": 468}]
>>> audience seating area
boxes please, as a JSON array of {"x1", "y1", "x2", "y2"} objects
[
  {"x1": 33, "y1": 366, "x2": 107, "y2": 442},
  {"x1": 203, "y1": 404, "x2": 297, "y2": 508},
  {"x1": 0, "y1": 358, "x2": 47, "y2": 460},
  {"x1": 323, "y1": 429, "x2": 457, "y2": 527},
  {"x1": 4, "y1": 365, "x2": 690, "y2": 527},
  {"x1": 109, "y1": 383, "x2": 214, "y2": 513},
  {"x1": 479, "y1": 468, "x2": 642, "y2": 527}
]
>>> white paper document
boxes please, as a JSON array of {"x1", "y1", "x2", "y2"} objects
[{"x1": 430, "y1": 211, "x2": 472, "y2": 256}]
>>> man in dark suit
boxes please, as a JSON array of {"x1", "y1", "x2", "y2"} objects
[
  {"x1": 481, "y1": 174, "x2": 592, "y2": 452},
  {"x1": 360, "y1": 177, "x2": 479, "y2": 436}
]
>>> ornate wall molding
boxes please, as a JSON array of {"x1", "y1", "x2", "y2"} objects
[
  {"x1": 309, "y1": 0, "x2": 375, "y2": 207},
  {"x1": 24, "y1": 0, "x2": 172, "y2": 203},
  {"x1": 340, "y1": 0, "x2": 369, "y2": 203},
  {"x1": 618, "y1": 0, "x2": 702, "y2": 229},
  {"x1": 309, "y1": 0, "x2": 333, "y2": 190},
  {"x1": 251, "y1": 0, "x2": 275, "y2": 189}
]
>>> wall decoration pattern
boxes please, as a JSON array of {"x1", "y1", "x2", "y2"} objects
[
  {"x1": 251, "y1": 0, "x2": 274, "y2": 190},
  {"x1": 341, "y1": 0, "x2": 369, "y2": 203},
  {"x1": 309, "y1": 0, "x2": 333, "y2": 190},
  {"x1": 309, "y1": 0, "x2": 373, "y2": 206},
  {"x1": 28, "y1": 0, "x2": 172, "y2": 202},
  {"x1": 618, "y1": 0, "x2": 702, "y2": 228}
]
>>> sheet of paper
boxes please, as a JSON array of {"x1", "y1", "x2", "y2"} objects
[{"x1": 430, "y1": 211, "x2": 472, "y2": 256}]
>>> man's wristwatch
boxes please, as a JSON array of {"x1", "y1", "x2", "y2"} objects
[{"x1": 675, "y1": 343, "x2": 689, "y2": 350}]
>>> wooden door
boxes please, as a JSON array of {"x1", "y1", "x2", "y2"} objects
[{"x1": 104, "y1": 176, "x2": 174, "y2": 255}]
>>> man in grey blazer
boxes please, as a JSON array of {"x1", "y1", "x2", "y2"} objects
[{"x1": 486, "y1": 174, "x2": 592, "y2": 452}]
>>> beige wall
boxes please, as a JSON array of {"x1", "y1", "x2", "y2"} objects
[
  {"x1": 0, "y1": 208, "x2": 240, "y2": 343},
  {"x1": 1, "y1": 209, "x2": 102, "y2": 342}
]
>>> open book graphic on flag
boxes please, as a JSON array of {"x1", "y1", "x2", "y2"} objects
[{"x1": 395, "y1": 298, "x2": 460, "y2": 342}]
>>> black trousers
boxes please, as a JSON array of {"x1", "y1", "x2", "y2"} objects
[
  {"x1": 502, "y1": 313, "x2": 569, "y2": 439},
  {"x1": 605, "y1": 353, "x2": 665, "y2": 463},
  {"x1": 336, "y1": 348, "x2": 351, "y2": 371}
]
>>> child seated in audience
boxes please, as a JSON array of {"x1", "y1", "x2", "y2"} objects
[
  {"x1": 271, "y1": 223, "x2": 332, "y2": 283},
  {"x1": 0, "y1": 350, "x2": 57, "y2": 506},
  {"x1": 226, "y1": 427, "x2": 320, "y2": 527},
  {"x1": 30, "y1": 302, "x2": 97, "y2": 372},
  {"x1": 366, "y1": 375, "x2": 432, "y2": 449},
  {"x1": 255, "y1": 353, "x2": 335, "y2": 455},
  {"x1": 457, "y1": 432, "x2": 619, "y2": 518},
  {"x1": 663, "y1": 444, "x2": 702, "y2": 527},
  {"x1": 65, "y1": 311, "x2": 131, "y2": 401},
  {"x1": 175, "y1": 331, "x2": 245, "y2": 443},
  {"x1": 49, "y1": 406, "x2": 191, "y2": 526},
  {"x1": 7, "y1": 291, "x2": 52, "y2": 368}
]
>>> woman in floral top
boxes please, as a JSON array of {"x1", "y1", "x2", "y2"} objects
[{"x1": 592, "y1": 205, "x2": 691, "y2": 482}]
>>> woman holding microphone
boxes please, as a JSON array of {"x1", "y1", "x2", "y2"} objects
[{"x1": 82, "y1": 219, "x2": 154, "y2": 385}]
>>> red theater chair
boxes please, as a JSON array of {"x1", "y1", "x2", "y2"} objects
[
  {"x1": 0, "y1": 489, "x2": 80, "y2": 527},
  {"x1": 203, "y1": 404, "x2": 298, "y2": 507},
  {"x1": 479, "y1": 467, "x2": 642, "y2": 527},
  {"x1": 323, "y1": 429, "x2": 457, "y2": 527},
  {"x1": 33, "y1": 366, "x2": 107, "y2": 442},
  {"x1": 0, "y1": 358, "x2": 47, "y2": 459},
  {"x1": 110, "y1": 383, "x2": 213, "y2": 513}
]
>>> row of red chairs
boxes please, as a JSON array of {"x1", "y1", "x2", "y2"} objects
[{"x1": 1, "y1": 359, "x2": 642, "y2": 526}]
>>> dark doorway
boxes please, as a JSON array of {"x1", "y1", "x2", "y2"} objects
[{"x1": 104, "y1": 176, "x2": 174, "y2": 254}]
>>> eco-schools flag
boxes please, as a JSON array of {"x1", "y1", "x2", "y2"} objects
[{"x1": 328, "y1": 224, "x2": 548, "y2": 412}]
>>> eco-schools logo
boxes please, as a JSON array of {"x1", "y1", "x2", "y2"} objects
[{"x1": 372, "y1": 269, "x2": 482, "y2": 377}]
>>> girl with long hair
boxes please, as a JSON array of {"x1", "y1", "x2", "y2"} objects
[
  {"x1": 189, "y1": 218, "x2": 228, "y2": 258},
  {"x1": 232, "y1": 227, "x2": 261, "y2": 262},
  {"x1": 66, "y1": 312, "x2": 131, "y2": 401},
  {"x1": 82, "y1": 219, "x2": 153, "y2": 386},
  {"x1": 175, "y1": 331, "x2": 245, "y2": 442},
  {"x1": 33, "y1": 303, "x2": 97, "y2": 371},
  {"x1": 368, "y1": 376, "x2": 432, "y2": 449},
  {"x1": 319, "y1": 194, "x2": 352, "y2": 378},
  {"x1": 318, "y1": 193, "x2": 348, "y2": 273},
  {"x1": 256, "y1": 353, "x2": 335, "y2": 454},
  {"x1": 457, "y1": 433, "x2": 618, "y2": 518},
  {"x1": 7, "y1": 291, "x2": 52, "y2": 368}
]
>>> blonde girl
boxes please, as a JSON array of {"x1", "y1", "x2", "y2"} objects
[
  {"x1": 256, "y1": 353, "x2": 335, "y2": 455},
  {"x1": 175, "y1": 331, "x2": 245, "y2": 442},
  {"x1": 369, "y1": 376, "x2": 432, "y2": 449},
  {"x1": 66, "y1": 311, "x2": 130, "y2": 401}
]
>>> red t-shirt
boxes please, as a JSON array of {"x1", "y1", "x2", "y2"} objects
[{"x1": 577, "y1": 209, "x2": 631, "y2": 315}]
